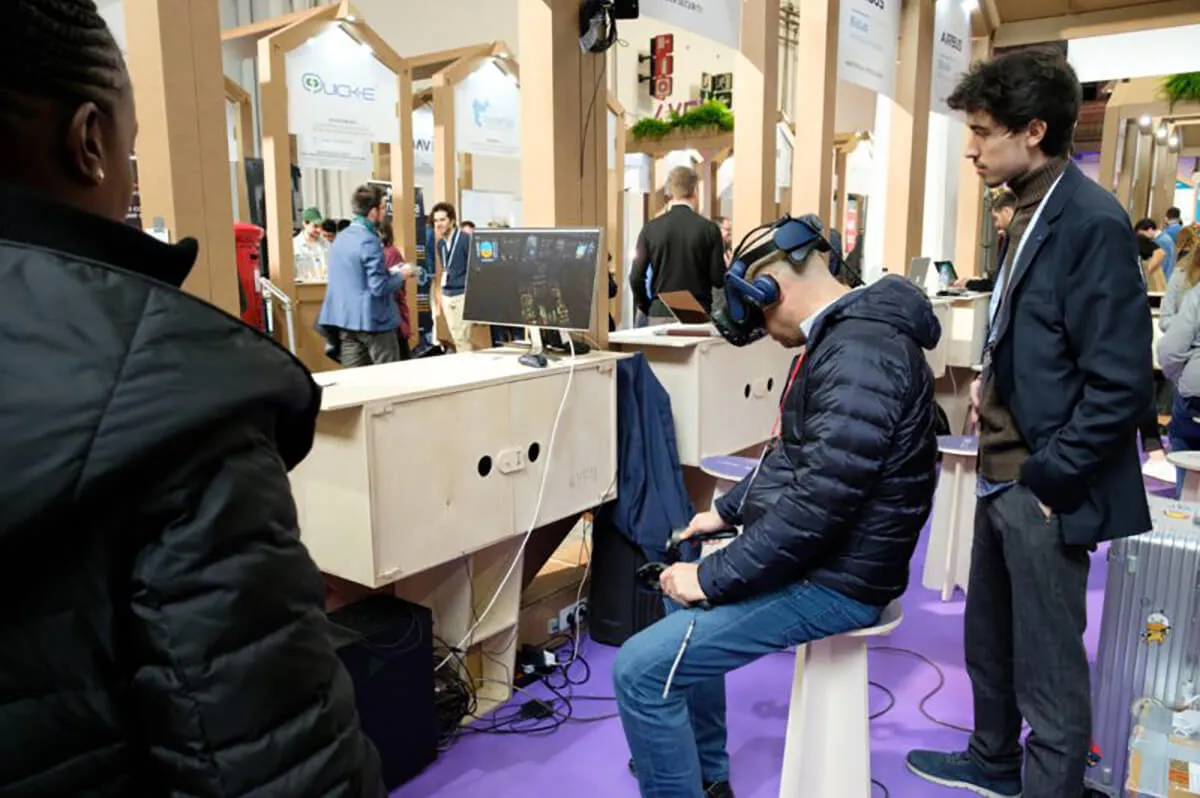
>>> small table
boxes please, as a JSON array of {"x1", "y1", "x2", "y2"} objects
[
  {"x1": 1167, "y1": 450, "x2": 1200, "y2": 501},
  {"x1": 923, "y1": 435, "x2": 978, "y2": 600}
]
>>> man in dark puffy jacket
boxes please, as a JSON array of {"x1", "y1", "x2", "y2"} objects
[
  {"x1": 0, "y1": 2, "x2": 381, "y2": 796},
  {"x1": 613, "y1": 244, "x2": 941, "y2": 798}
]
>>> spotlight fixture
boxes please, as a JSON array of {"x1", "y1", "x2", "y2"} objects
[
  {"x1": 1137, "y1": 115, "x2": 1153, "y2": 134},
  {"x1": 1156, "y1": 122, "x2": 1170, "y2": 143},
  {"x1": 1169, "y1": 132, "x2": 1182, "y2": 154}
]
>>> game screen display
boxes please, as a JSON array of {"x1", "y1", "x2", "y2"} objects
[{"x1": 462, "y1": 228, "x2": 600, "y2": 332}]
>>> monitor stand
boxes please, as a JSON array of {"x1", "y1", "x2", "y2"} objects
[{"x1": 518, "y1": 327, "x2": 549, "y2": 369}]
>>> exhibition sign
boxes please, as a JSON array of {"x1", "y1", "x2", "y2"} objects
[
  {"x1": 413, "y1": 105, "x2": 435, "y2": 176},
  {"x1": 286, "y1": 27, "x2": 399, "y2": 172},
  {"x1": 640, "y1": 0, "x2": 740, "y2": 50},
  {"x1": 838, "y1": 0, "x2": 901, "y2": 98},
  {"x1": 455, "y1": 62, "x2": 520, "y2": 159},
  {"x1": 931, "y1": 0, "x2": 971, "y2": 118}
]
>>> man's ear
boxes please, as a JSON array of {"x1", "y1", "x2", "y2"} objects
[
  {"x1": 1025, "y1": 119, "x2": 1048, "y2": 151},
  {"x1": 67, "y1": 102, "x2": 107, "y2": 186}
]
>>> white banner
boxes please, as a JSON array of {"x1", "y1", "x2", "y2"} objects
[
  {"x1": 640, "y1": 0, "x2": 740, "y2": 49},
  {"x1": 413, "y1": 105, "x2": 435, "y2": 177},
  {"x1": 286, "y1": 27, "x2": 399, "y2": 172},
  {"x1": 455, "y1": 62, "x2": 521, "y2": 159},
  {"x1": 838, "y1": 0, "x2": 901, "y2": 98},
  {"x1": 931, "y1": 0, "x2": 971, "y2": 118},
  {"x1": 296, "y1": 135, "x2": 373, "y2": 173}
]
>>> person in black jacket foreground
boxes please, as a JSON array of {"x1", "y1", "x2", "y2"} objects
[
  {"x1": 613, "y1": 216, "x2": 941, "y2": 798},
  {"x1": 0, "y1": 2, "x2": 382, "y2": 796}
]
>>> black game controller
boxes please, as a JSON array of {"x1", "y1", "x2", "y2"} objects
[{"x1": 635, "y1": 528, "x2": 738, "y2": 609}]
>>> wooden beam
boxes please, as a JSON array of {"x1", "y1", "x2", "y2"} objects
[
  {"x1": 607, "y1": 93, "x2": 626, "y2": 326},
  {"x1": 408, "y1": 43, "x2": 493, "y2": 82},
  {"x1": 994, "y1": 0, "x2": 1200, "y2": 48},
  {"x1": 731, "y1": 0, "x2": 781, "y2": 241},
  {"x1": 225, "y1": 77, "x2": 255, "y2": 223},
  {"x1": 221, "y1": 4, "x2": 332, "y2": 43},
  {"x1": 127, "y1": 0, "x2": 239, "y2": 315},
  {"x1": 883, "y1": 0, "x2": 935, "y2": 276},
  {"x1": 790, "y1": 0, "x2": 839, "y2": 228},
  {"x1": 519, "y1": 0, "x2": 609, "y2": 347}
]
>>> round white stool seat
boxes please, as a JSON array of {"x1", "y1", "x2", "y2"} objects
[
  {"x1": 779, "y1": 600, "x2": 904, "y2": 798},
  {"x1": 1168, "y1": 450, "x2": 1200, "y2": 501},
  {"x1": 699, "y1": 455, "x2": 759, "y2": 483}
]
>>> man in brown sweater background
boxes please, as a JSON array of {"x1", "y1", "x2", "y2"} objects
[{"x1": 906, "y1": 50, "x2": 1152, "y2": 798}]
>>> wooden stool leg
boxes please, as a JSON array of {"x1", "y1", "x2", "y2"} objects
[{"x1": 779, "y1": 637, "x2": 872, "y2": 798}]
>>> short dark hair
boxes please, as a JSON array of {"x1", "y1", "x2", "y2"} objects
[
  {"x1": 430, "y1": 201, "x2": 457, "y2": 223},
  {"x1": 947, "y1": 48, "x2": 1082, "y2": 158},
  {"x1": 336, "y1": 219, "x2": 351, "y2": 232},
  {"x1": 321, "y1": 219, "x2": 338, "y2": 234},
  {"x1": 378, "y1": 220, "x2": 395, "y2": 247},
  {"x1": 350, "y1": 184, "x2": 386, "y2": 217},
  {"x1": 1135, "y1": 218, "x2": 1159, "y2": 233},
  {"x1": 991, "y1": 188, "x2": 1017, "y2": 212},
  {"x1": 461, "y1": 220, "x2": 476, "y2": 228},
  {"x1": 1167, "y1": 207, "x2": 1182, "y2": 221}
]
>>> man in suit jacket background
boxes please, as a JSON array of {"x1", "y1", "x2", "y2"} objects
[
  {"x1": 630, "y1": 166, "x2": 726, "y2": 320},
  {"x1": 906, "y1": 49, "x2": 1152, "y2": 798},
  {"x1": 430, "y1": 201, "x2": 475, "y2": 352},
  {"x1": 317, "y1": 184, "x2": 412, "y2": 366}
]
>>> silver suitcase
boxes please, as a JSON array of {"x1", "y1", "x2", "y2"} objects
[{"x1": 1086, "y1": 496, "x2": 1200, "y2": 796}]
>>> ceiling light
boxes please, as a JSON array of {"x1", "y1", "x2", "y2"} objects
[
  {"x1": 1137, "y1": 115, "x2": 1153, "y2": 134},
  {"x1": 1156, "y1": 122, "x2": 1170, "y2": 143},
  {"x1": 961, "y1": 0, "x2": 978, "y2": 11},
  {"x1": 1169, "y1": 133, "x2": 1182, "y2": 153}
]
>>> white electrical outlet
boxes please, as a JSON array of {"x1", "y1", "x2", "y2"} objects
[{"x1": 546, "y1": 599, "x2": 589, "y2": 637}]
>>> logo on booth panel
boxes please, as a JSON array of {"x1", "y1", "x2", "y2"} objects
[
  {"x1": 300, "y1": 72, "x2": 377, "y2": 102},
  {"x1": 477, "y1": 241, "x2": 496, "y2": 261},
  {"x1": 650, "y1": 34, "x2": 674, "y2": 101}
]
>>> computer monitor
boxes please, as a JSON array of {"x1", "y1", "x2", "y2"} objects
[
  {"x1": 907, "y1": 256, "x2": 931, "y2": 289},
  {"x1": 462, "y1": 227, "x2": 602, "y2": 366}
]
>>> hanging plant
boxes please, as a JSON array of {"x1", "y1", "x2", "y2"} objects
[
  {"x1": 1162, "y1": 73, "x2": 1200, "y2": 111},
  {"x1": 629, "y1": 100, "x2": 734, "y2": 141}
]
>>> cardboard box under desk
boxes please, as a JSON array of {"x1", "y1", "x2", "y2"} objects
[
  {"x1": 1128, "y1": 701, "x2": 1200, "y2": 797},
  {"x1": 518, "y1": 538, "x2": 590, "y2": 649}
]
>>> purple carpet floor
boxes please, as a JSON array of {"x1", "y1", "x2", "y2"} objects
[{"x1": 394, "y1": 475, "x2": 1176, "y2": 798}]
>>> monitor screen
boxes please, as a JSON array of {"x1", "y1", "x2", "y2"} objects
[{"x1": 462, "y1": 228, "x2": 601, "y2": 332}]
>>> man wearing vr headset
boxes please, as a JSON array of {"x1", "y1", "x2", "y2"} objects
[{"x1": 613, "y1": 214, "x2": 942, "y2": 798}]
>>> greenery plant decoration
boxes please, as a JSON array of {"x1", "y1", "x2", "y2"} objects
[
  {"x1": 1163, "y1": 73, "x2": 1200, "y2": 111},
  {"x1": 629, "y1": 100, "x2": 734, "y2": 141}
]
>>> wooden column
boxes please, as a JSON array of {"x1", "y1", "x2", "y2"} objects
[
  {"x1": 883, "y1": 0, "x2": 935, "y2": 274},
  {"x1": 834, "y1": 149, "x2": 848, "y2": 232},
  {"x1": 519, "y1": 0, "x2": 609, "y2": 346},
  {"x1": 126, "y1": 0, "x2": 239, "y2": 314},
  {"x1": 953, "y1": 36, "x2": 991, "y2": 278},
  {"x1": 701, "y1": 159, "x2": 720, "y2": 217},
  {"x1": 732, "y1": 0, "x2": 780, "y2": 240},
  {"x1": 790, "y1": 0, "x2": 839, "y2": 227},
  {"x1": 607, "y1": 99, "x2": 626, "y2": 327}
]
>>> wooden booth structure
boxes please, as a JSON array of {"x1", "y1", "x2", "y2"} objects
[
  {"x1": 224, "y1": 77, "x2": 254, "y2": 224},
  {"x1": 221, "y1": 2, "x2": 416, "y2": 371},
  {"x1": 408, "y1": 41, "x2": 520, "y2": 350}
]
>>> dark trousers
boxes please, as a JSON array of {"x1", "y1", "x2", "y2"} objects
[
  {"x1": 965, "y1": 483, "x2": 1091, "y2": 798},
  {"x1": 340, "y1": 330, "x2": 402, "y2": 367}
]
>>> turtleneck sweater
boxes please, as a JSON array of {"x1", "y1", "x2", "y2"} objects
[{"x1": 978, "y1": 156, "x2": 1068, "y2": 485}]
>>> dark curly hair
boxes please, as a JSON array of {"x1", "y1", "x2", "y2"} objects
[
  {"x1": 2, "y1": 0, "x2": 125, "y2": 125},
  {"x1": 947, "y1": 48, "x2": 1082, "y2": 158}
]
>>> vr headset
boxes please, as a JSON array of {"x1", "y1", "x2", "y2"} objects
[{"x1": 712, "y1": 214, "x2": 834, "y2": 347}]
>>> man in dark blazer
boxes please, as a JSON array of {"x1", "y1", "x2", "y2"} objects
[
  {"x1": 907, "y1": 49, "x2": 1153, "y2": 798},
  {"x1": 630, "y1": 166, "x2": 726, "y2": 318}
]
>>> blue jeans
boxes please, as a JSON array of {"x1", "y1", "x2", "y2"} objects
[
  {"x1": 613, "y1": 580, "x2": 883, "y2": 798},
  {"x1": 1169, "y1": 394, "x2": 1200, "y2": 498}
]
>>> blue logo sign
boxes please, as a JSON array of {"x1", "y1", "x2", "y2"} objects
[
  {"x1": 478, "y1": 241, "x2": 496, "y2": 261},
  {"x1": 472, "y1": 99, "x2": 490, "y2": 128},
  {"x1": 301, "y1": 72, "x2": 377, "y2": 102}
]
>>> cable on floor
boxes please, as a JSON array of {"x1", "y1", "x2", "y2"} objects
[{"x1": 870, "y1": 645, "x2": 974, "y2": 734}]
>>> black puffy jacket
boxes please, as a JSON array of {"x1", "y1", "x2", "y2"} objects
[
  {"x1": 0, "y1": 186, "x2": 382, "y2": 797},
  {"x1": 698, "y1": 276, "x2": 941, "y2": 607}
]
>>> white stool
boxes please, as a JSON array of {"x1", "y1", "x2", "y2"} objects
[
  {"x1": 699, "y1": 455, "x2": 759, "y2": 506},
  {"x1": 778, "y1": 601, "x2": 904, "y2": 798},
  {"x1": 1167, "y1": 450, "x2": 1200, "y2": 501},
  {"x1": 923, "y1": 435, "x2": 978, "y2": 600}
]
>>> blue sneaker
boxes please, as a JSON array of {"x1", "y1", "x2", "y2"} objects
[{"x1": 906, "y1": 750, "x2": 1022, "y2": 797}]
